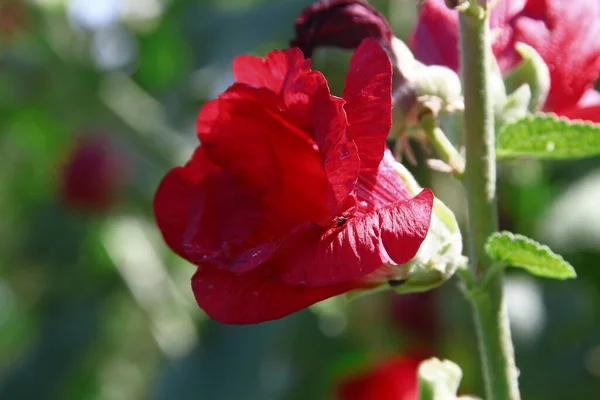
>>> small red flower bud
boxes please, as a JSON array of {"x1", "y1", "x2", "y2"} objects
[
  {"x1": 291, "y1": 0, "x2": 393, "y2": 57},
  {"x1": 60, "y1": 135, "x2": 128, "y2": 213}
]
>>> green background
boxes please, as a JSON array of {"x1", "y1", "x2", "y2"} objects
[{"x1": 1, "y1": 0, "x2": 599, "y2": 399}]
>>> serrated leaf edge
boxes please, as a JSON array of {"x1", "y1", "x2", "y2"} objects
[{"x1": 484, "y1": 231, "x2": 576, "y2": 278}]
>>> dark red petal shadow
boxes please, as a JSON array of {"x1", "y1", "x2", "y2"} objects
[
  {"x1": 153, "y1": 148, "x2": 217, "y2": 259},
  {"x1": 192, "y1": 264, "x2": 363, "y2": 324}
]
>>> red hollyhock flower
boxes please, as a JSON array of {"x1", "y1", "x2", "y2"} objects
[
  {"x1": 153, "y1": 38, "x2": 434, "y2": 325},
  {"x1": 61, "y1": 135, "x2": 128, "y2": 212},
  {"x1": 291, "y1": 0, "x2": 393, "y2": 57},
  {"x1": 391, "y1": 290, "x2": 439, "y2": 342},
  {"x1": 412, "y1": 0, "x2": 600, "y2": 122},
  {"x1": 336, "y1": 356, "x2": 422, "y2": 400}
]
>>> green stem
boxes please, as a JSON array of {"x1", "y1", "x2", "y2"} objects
[
  {"x1": 420, "y1": 113, "x2": 465, "y2": 176},
  {"x1": 459, "y1": 7, "x2": 521, "y2": 400}
]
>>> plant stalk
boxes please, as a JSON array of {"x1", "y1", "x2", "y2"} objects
[{"x1": 459, "y1": 8, "x2": 521, "y2": 400}]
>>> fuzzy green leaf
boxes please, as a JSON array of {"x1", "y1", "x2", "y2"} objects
[
  {"x1": 496, "y1": 114, "x2": 600, "y2": 160},
  {"x1": 485, "y1": 231, "x2": 576, "y2": 279}
]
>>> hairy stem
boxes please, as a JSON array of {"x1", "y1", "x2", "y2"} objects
[{"x1": 460, "y1": 7, "x2": 521, "y2": 400}]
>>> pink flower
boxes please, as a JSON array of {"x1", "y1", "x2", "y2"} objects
[{"x1": 412, "y1": 0, "x2": 600, "y2": 121}]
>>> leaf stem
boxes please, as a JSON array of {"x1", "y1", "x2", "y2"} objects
[
  {"x1": 420, "y1": 112, "x2": 465, "y2": 177},
  {"x1": 459, "y1": 6, "x2": 521, "y2": 400}
]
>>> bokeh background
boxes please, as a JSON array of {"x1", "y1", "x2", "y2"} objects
[{"x1": 1, "y1": 0, "x2": 600, "y2": 399}]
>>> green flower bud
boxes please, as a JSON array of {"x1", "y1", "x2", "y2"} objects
[
  {"x1": 389, "y1": 162, "x2": 464, "y2": 294},
  {"x1": 418, "y1": 358, "x2": 462, "y2": 400},
  {"x1": 418, "y1": 358, "x2": 482, "y2": 400}
]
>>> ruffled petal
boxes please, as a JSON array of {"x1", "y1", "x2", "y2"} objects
[
  {"x1": 153, "y1": 148, "x2": 216, "y2": 259},
  {"x1": 232, "y1": 48, "x2": 306, "y2": 93},
  {"x1": 181, "y1": 170, "x2": 280, "y2": 273},
  {"x1": 197, "y1": 83, "x2": 329, "y2": 226},
  {"x1": 355, "y1": 150, "x2": 413, "y2": 213},
  {"x1": 342, "y1": 38, "x2": 393, "y2": 173},
  {"x1": 233, "y1": 47, "x2": 326, "y2": 133},
  {"x1": 278, "y1": 189, "x2": 434, "y2": 286},
  {"x1": 312, "y1": 84, "x2": 360, "y2": 216},
  {"x1": 191, "y1": 264, "x2": 362, "y2": 324}
]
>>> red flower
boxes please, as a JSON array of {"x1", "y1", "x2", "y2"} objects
[
  {"x1": 153, "y1": 38, "x2": 434, "y2": 324},
  {"x1": 60, "y1": 135, "x2": 128, "y2": 212},
  {"x1": 336, "y1": 356, "x2": 422, "y2": 400},
  {"x1": 412, "y1": 0, "x2": 600, "y2": 121},
  {"x1": 291, "y1": 0, "x2": 393, "y2": 57},
  {"x1": 391, "y1": 291, "x2": 439, "y2": 342}
]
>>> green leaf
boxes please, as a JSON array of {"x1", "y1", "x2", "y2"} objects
[
  {"x1": 485, "y1": 231, "x2": 576, "y2": 279},
  {"x1": 496, "y1": 114, "x2": 600, "y2": 160}
]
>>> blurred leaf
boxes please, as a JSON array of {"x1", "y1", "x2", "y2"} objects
[
  {"x1": 485, "y1": 231, "x2": 576, "y2": 279},
  {"x1": 496, "y1": 114, "x2": 600, "y2": 160},
  {"x1": 136, "y1": 19, "x2": 191, "y2": 92},
  {"x1": 0, "y1": 294, "x2": 102, "y2": 400}
]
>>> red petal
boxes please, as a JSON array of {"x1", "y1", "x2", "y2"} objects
[
  {"x1": 153, "y1": 148, "x2": 216, "y2": 259},
  {"x1": 233, "y1": 47, "x2": 325, "y2": 133},
  {"x1": 411, "y1": 0, "x2": 459, "y2": 71},
  {"x1": 278, "y1": 189, "x2": 434, "y2": 287},
  {"x1": 511, "y1": 0, "x2": 600, "y2": 112},
  {"x1": 559, "y1": 105, "x2": 600, "y2": 123},
  {"x1": 355, "y1": 150, "x2": 413, "y2": 212},
  {"x1": 313, "y1": 84, "x2": 361, "y2": 216},
  {"x1": 233, "y1": 48, "x2": 305, "y2": 93},
  {"x1": 342, "y1": 38, "x2": 393, "y2": 173},
  {"x1": 191, "y1": 264, "x2": 361, "y2": 324},
  {"x1": 181, "y1": 170, "x2": 280, "y2": 273},
  {"x1": 197, "y1": 83, "x2": 329, "y2": 225}
]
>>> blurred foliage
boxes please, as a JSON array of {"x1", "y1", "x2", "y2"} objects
[{"x1": 0, "y1": 0, "x2": 599, "y2": 399}]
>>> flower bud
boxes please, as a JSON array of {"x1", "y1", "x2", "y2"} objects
[
  {"x1": 386, "y1": 162, "x2": 464, "y2": 294},
  {"x1": 347, "y1": 162, "x2": 463, "y2": 299},
  {"x1": 290, "y1": 0, "x2": 393, "y2": 57},
  {"x1": 389, "y1": 37, "x2": 463, "y2": 132},
  {"x1": 418, "y1": 358, "x2": 464, "y2": 400},
  {"x1": 60, "y1": 134, "x2": 129, "y2": 212}
]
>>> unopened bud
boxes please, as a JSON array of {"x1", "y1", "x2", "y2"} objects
[
  {"x1": 290, "y1": 0, "x2": 393, "y2": 57},
  {"x1": 390, "y1": 37, "x2": 463, "y2": 131},
  {"x1": 388, "y1": 162, "x2": 463, "y2": 294},
  {"x1": 418, "y1": 358, "x2": 463, "y2": 400}
]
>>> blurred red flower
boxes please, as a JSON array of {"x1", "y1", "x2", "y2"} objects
[
  {"x1": 391, "y1": 291, "x2": 439, "y2": 343},
  {"x1": 412, "y1": 0, "x2": 600, "y2": 121},
  {"x1": 61, "y1": 135, "x2": 128, "y2": 212},
  {"x1": 336, "y1": 356, "x2": 422, "y2": 400},
  {"x1": 153, "y1": 38, "x2": 434, "y2": 324}
]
